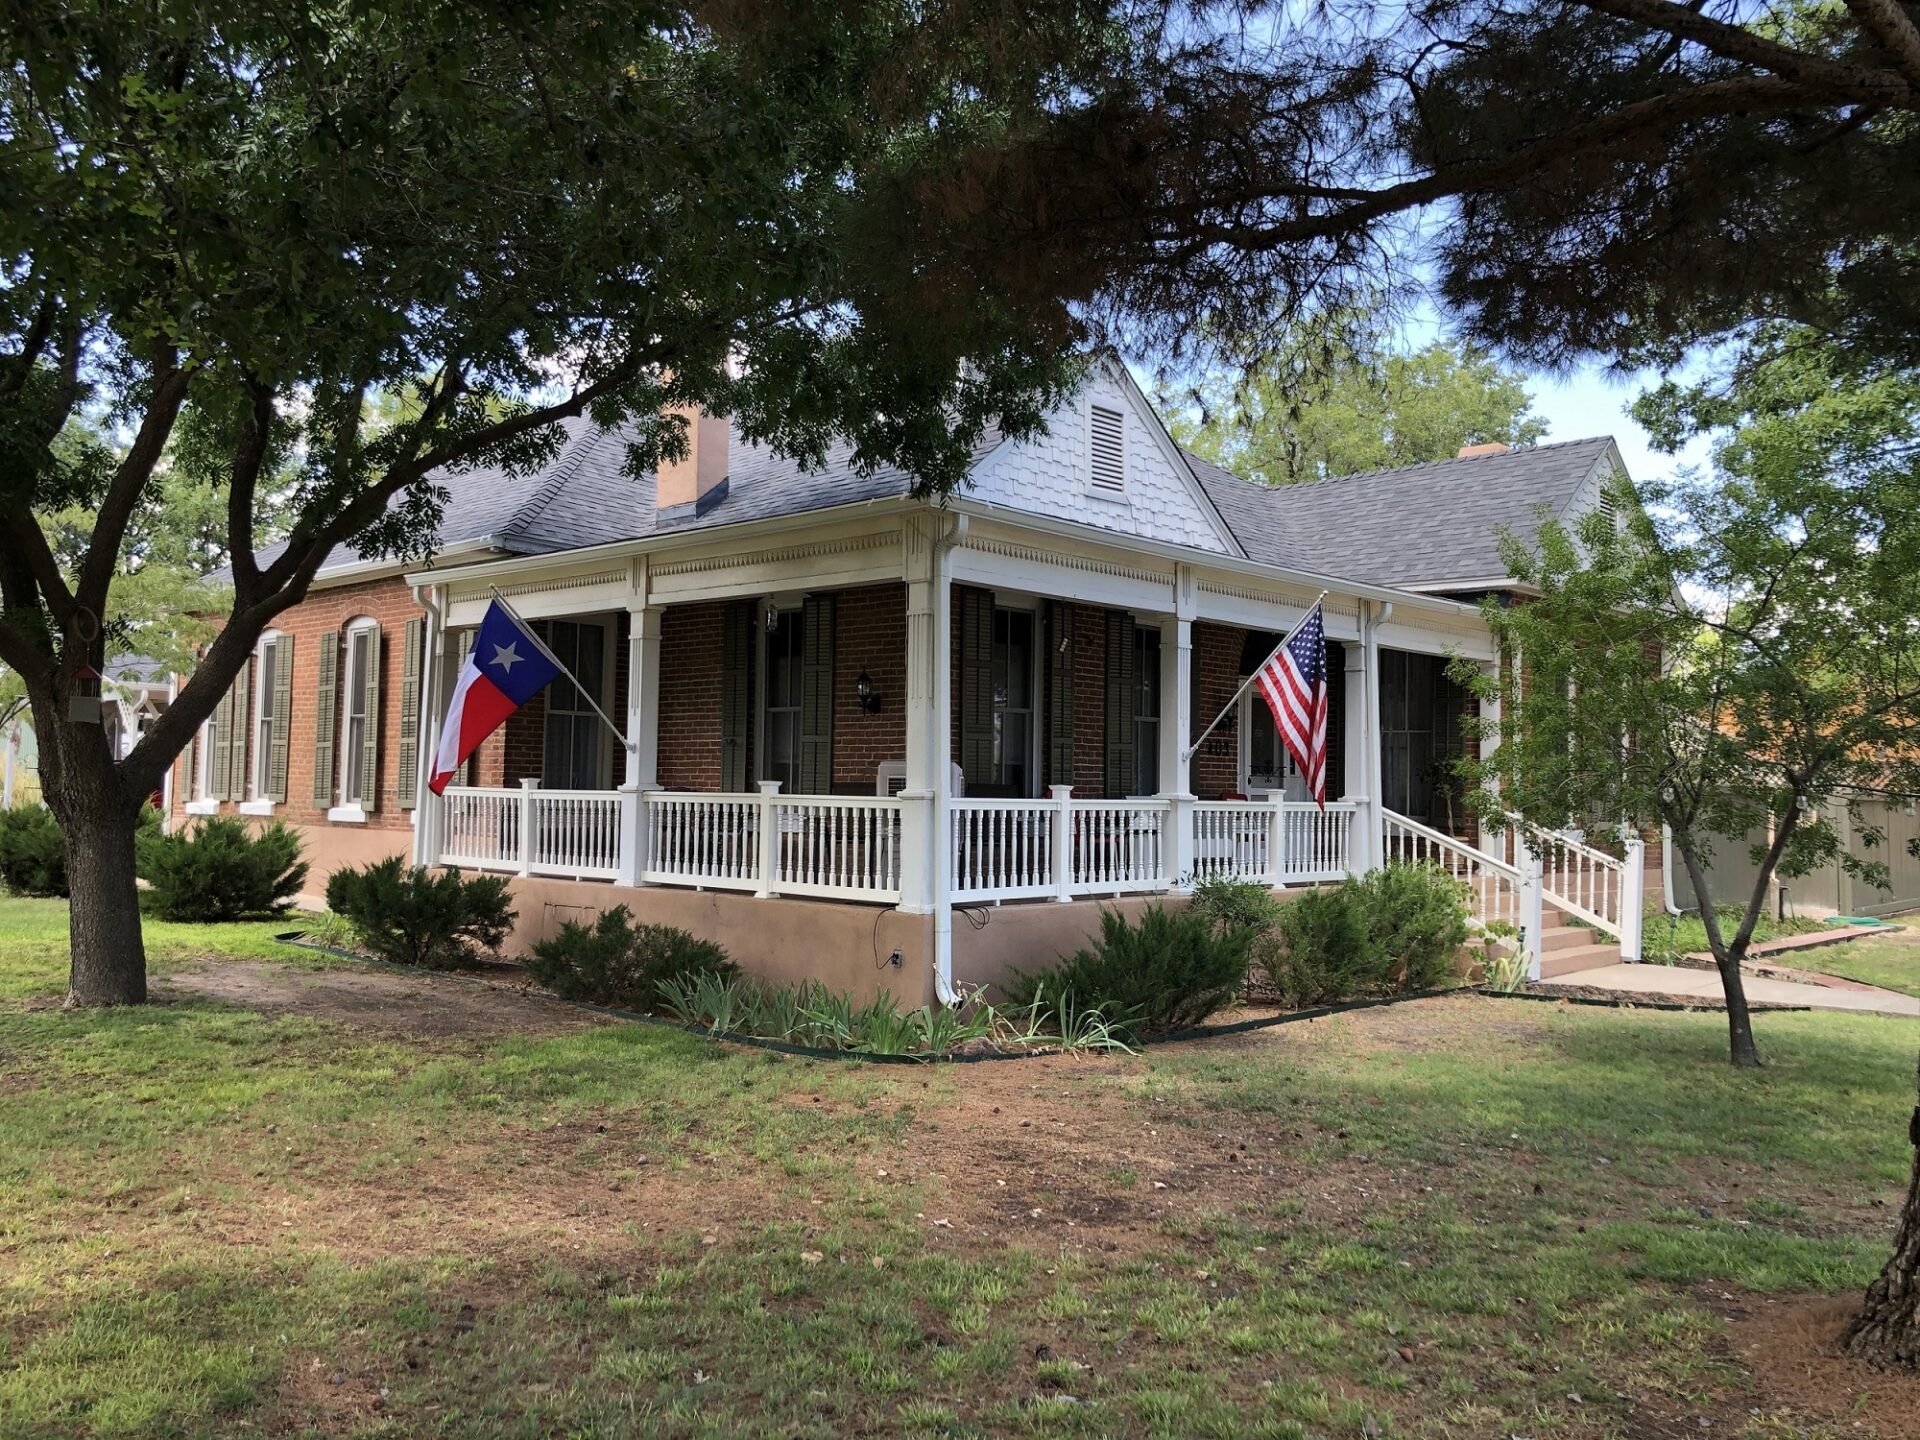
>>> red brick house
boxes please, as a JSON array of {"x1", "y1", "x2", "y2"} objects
[{"x1": 171, "y1": 358, "x2": 1644, "y2": 997}]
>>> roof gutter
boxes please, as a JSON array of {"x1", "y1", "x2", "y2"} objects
[{"x1": 944, "y1": 497, "x2": 1484, "y2": 622}]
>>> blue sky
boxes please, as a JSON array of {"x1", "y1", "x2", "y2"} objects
[{"x1": 1528, "y1": 364, "x2": 1714, "y2": 485}]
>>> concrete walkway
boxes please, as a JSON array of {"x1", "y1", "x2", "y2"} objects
[{"x1": 1537, "y1": 963, "x2": 1920, "y2": 1017}]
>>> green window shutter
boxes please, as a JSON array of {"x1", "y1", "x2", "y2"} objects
[
  {"x1": 268, "y1": 638, "x2": 293, "y2": 803},
  {"x1": 798, "y1": 593, "x2": 835, "y2": 795},
  {"x1": 719, "y1": 600, "x2": 754, "y2": 792},
  {"x1": 1103, "y1": 610, "x2": 1137, "y2": 799},
  {"x1": 397, "y1": 617, "x2": 424, "y2": 810},
  {"x1": 359, "y1": 624, "x2": 383, "y2": 812},
  {"x1": 1324, "y1": 640, "x2": 1345, "y2": 801},
  {"x1": 219, "y1": 660, "x2": 250, "y2": 801},
  {"x1": 211, "y1": 684, "x2": 225, "y2": 800},
  {"x1": 957, "y1": 587, "x2": 995, "y2": 789},
  {"x1": 312, "y1": 631, "x2": 338, "y2": 805},
  {"x1": 208, "y1": 682, "x2": 230, "y2": 802},
  {"x1": 1047, "y1": 601, "x2": 1075, "y2": 788}
]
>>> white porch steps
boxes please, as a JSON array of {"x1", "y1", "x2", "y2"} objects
[{"x1": 1535, "y1": 903, "x2": 1625, "y2": 979}]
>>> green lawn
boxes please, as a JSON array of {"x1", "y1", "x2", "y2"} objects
[
  {"x1": 1795, "y1": 928, "x2": 1920, "y2": 999},
  {"x1": 1639, "y1": 906, "x2": 1830, "y2": 963},
  {"x1": 2, "y1": 896, "x2": 1918, "y2": 1437}
]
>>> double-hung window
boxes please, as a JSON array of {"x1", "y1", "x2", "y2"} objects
[
  {"x1": 245, "y1": 632, "x2": 284, "y2": 809},
  {"x1": 341, "y1": 621, "x2": 377, "y2": 807},
  {"x1": 762, "y1": 608, "x2": 803, "y2": 795},
  {"x1": 1132, "y1": 626, "x2": 1161, "y2": 795},
  {"x1": 541, "y1": 619, "x2": 607, "y2": 789},
  {"x1": 991, "y1": 606, "x2": 1036, "y2": 795}
]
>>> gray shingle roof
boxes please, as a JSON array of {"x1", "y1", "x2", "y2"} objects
[
  {"x1": 255, "y1": 406, "x2": 1609, "y2": 597},
  {"x1": 246, "y1": 417, "x2": 1005, "y2": 580},
  {"x1": 1186, "y1": 437, "x2": 1620, "y2": 589}
]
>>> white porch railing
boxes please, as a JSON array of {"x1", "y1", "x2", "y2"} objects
[
  {"x1": 642, "y1": 791, "x2": 762, "y2": 892},
  {"x1": 1520, "y1": 823, "x2": 1645, "y2": 961},
  {"x1": 440, "y1": 782, "x2": 623, "y2": 881},
  {"x1": 1381, "y1": 808, "x2": 1534, "y2": 965},
  {"x1": 769, "y1": 795, "x2": 902, "y2": 902},
  {"x1": 1190, "y1": 798, "x2": 1362, "y2": 886},
  {"x1": 440, "y1": 785, "x2": 522, "y2": 872},
  {"x1": 949, "y1": 791, "x2": 1364, "y2": 903},
  {"x1": 950, "y1": 798, "x2": 1058, "y2": 901}
]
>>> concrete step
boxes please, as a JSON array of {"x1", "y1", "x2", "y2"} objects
[
  {"x1": 1540, "y1": 924, "x2": 1600, "y2": 953},
  {"x1": 1538, "y1": 942, "x2": 1623, "y2": 979}
]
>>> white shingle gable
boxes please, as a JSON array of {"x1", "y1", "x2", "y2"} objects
[{"x1": 964, "y1": 364, "x2": 1237, "y2": 554}]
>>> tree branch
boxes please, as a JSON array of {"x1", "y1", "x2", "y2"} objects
[
  {"x1": 72, "y1": 362, "x2": 191, "y2": 623},
  {"x1": 224, "y1": 378, "x2": 278, "y2": 599},
  {"x1": 1844, "y1": 0, "x2": 1920, "y2": 91}
]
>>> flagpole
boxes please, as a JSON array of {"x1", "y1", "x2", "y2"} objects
[
  {"x1": 488, "y1": 587, "x2": 637, "y2": 753},
  {"x1": 1180, "y1": 590, "x2": 1328, "y2": 765}
]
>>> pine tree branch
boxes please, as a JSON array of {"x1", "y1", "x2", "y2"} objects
[{"x1": 1844, "y1": 0, "x2": 1920, "y2": 92}]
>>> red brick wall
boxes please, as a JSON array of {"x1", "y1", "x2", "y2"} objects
[
  {"x1": 170, "y1": 568, "x2": 426, "y2": 829},
  {"x1": 657, "y1": 600, "x2": 736, "y2": 790},
  {"x1": 653, "y1": 586, "x2": 907, "y2": 793},
  {"x1": 1192, "y1": 620, "x2": 1246, "y2": 798},
  {"x1": 830, "y1": 584, "x2": 908, "y2": 790},
  {"x1": 169, "y1": 573, "x2": 424, "y2": 836},
  {"x1": 1069, "y1": 601, "x2": 1108, "y2": 797}
]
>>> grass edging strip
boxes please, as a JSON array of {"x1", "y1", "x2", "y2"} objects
[
  {"x1": 1472, "y1": 986, "x2": 1813, "y2": 1015},
  {"x1": 270, "y1": 932, "x2": 1475, "y2": 1061}
]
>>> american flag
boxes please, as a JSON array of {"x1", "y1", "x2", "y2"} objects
[{"x1": 1253, "y1": 604, "x2": 1329, "y2": 808}]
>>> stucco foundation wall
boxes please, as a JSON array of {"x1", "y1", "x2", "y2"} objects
[
  {"x1": 951, "y1": 893, "x2": 1195, "y2": 997},
  {"x1": 496, "y1": 877, "x2": 937, "y2": 1007}
]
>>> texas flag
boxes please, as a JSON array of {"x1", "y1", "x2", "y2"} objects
[{"x1": 428, "y1": 600, "x2": 563, "y2": 795}]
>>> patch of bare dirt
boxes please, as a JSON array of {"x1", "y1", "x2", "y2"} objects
[
  {"x1": 160, "y1": 959, "x2": 607, "y2": 1040},
  {"x1": 1718, "y1": 1292, "x2": 1920, "y2": 1438}
]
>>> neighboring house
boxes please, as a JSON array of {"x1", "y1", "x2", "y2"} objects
[
  {"x1": 5, "y1": 654, "x2": 174, "y2": 811},
  {"x1": 169, "y1": 358, "x2": 1646, "y2": 998}
]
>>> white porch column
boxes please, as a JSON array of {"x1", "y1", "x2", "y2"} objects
[
  {"x1": 413, "y1": 587, "x2": 447, "y2": 869},
  {"x1": 897, "y1": 519, "x2": 940, "y2": 914},
  {"x1": 1158, "y1": 588, "x2": 1195, "y2": 886},
  {"x1": 618, "y1": 596, "x2": 662, "y2": 887},
  {"x1": 1342, "y1": 639, "x2": 1368, "y2": 806},
  {"x1": 1359, "y1": 602, "x2": 1387, "y2": 872}
]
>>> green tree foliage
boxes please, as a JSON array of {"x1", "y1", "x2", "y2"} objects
[
  {"x1": 1167, "y1": 314, "x2": 1546, "y2": 484},
  {"x1": 876, "y1": 1, "x2": 1920, "y2": 369},
  {"x1": 0, "y1": 1, "x2": 1097, "y2": 1003},
  {"x1": 1458, "y1": 327, "x2": 1920, "y2": 1067}
]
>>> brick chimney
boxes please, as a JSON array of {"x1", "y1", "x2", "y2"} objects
[
  {"x1": 655, "y1": 406, "x2": 730, "y2": 521},
  {"x1": 1455, "y1": 442, "x2": 1510, "y2": 459}
]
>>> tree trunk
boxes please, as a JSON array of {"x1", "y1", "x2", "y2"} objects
[
  {"x1": 1844, "y1": 1060, "x2": 1920, "y2": 1369},
  {"x1": 1676, "y1": 839, "x2": 1762, "y2": 1067},
  {"x1": 41, "y1": 725, "x2": 149, "y2": 1007},
  {"x1": 1712, "y1": 951, "x2": 1762, "y2": 1069}
]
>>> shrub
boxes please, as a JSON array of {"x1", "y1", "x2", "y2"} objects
[
  {"x1": 1349, "y1": 862, "x2": 1472, "y2": 992},
  {"x1": 1188, "y1": 874, "x2": 1282, "y2": 939},
  {"x1": 525, "y1": 905, "x2": 736, "y2": 1008},
  {"x1": 1256, "y1": 885, "x2": 1377, "y2": 1007},
  {"x1": 324, "y1": 859, "x2": 514, "y2": 969},
  {"x1": 0, "y1": 805, "x2": 68, "y2": 897},
  {"x1": 1003, "y1": 902, "x2": 1251, "y2": 1040},
  {"x1": 136, "y1": 815, "x2": 307, "y2": 921}
]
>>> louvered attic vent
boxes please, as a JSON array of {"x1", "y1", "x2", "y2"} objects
[{"x1": 1089, "y1": 404, "x2": 1126, "y2": 493}]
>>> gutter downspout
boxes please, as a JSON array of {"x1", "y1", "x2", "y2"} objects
[{"x1": 932, "y1": 513, "x2": 965, "y2": 1005}]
